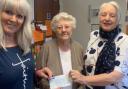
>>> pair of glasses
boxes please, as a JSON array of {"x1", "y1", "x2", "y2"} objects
[{"x1": 57, "y1": 25, "x2": 71, "y2": 30}]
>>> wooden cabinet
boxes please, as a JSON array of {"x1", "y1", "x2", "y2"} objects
[
  {"x1": 32, "y1": 0, "x2": 60, "y2": 60},
  {"x1": 34, "y1": 0, "x2": 60, "y2": 24}
]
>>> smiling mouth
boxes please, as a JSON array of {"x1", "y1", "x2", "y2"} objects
[
  {"x1": 8, "y1": 22, "x2": 17, "y2": 26},
  {"x1": 5, "y1": 24, "x2": 18, "y2": 30},
  {"x1": 62, "y1": 33, "x2": 69, "y2": 36},
  {"x1": 7, "y1": 24, "x2": 16, "y2": 28},
  {"x1": 103, "y1": 23, "x2": 112, "y2": 26}
]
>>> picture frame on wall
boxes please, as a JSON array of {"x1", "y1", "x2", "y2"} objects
[
  {"x1": 88, "y1": 5, "x2": 99, "y2": 23},
  {"x1": 91, "y1": 9, "x2": 99, "y2": 17}
]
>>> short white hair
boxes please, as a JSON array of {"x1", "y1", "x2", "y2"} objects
[
  {"x1": 51, "y1": 12, "x2": 76, "y2": 30},
  {"x1": 99, "y1": 1, "x2": 121, "y2": 21}
]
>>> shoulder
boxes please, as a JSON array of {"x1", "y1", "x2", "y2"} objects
[
  {"x1": 116, "y1": 32, "x2": 128, "y2": 46},
  {"x1": 71, "y1": 40, "x2": 83, "y2": 48},
  {"x1": 71, "y1": 40, "x2": 83, "y2": 51},
  {"x1": 90, "y1": 30, "x2": 99, "y2": 38},
  {"x1": 120, "y1": 33, "x2": 128, "y2": 47},
  {"x1": 71, "y1": 40, "x2": 82, "y2": 46},
  {"x1": 43, "y1": 39, "x2": 57, "y2": 47},
  {"x1": 41, "y1": 39, "x2": 58, "y2": 52},
  {"x1": 87, "y1": 30, "x2": 100, "y2": 48},
  {"x1": 89, "y1": 30, "x2": 100, "y2": 42}
]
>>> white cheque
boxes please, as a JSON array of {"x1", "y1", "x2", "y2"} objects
[{"x1": 49, "y1": 74, "x2": 72, "y2": 89}]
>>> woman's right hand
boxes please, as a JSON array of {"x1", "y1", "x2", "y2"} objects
[{"x1": 36, "y1": 67, "x2": 53, "y2": 79}]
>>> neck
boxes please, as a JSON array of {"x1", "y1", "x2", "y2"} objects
[
  {"x1": 4, "y1": 34, "x2": 17, "y2": 47},
  {"x1": 58, "y1": 39, "x2": 71, "y2": 52},
  {"x1": 99, "y1": 26, "x2": 121, "y2": 40}
]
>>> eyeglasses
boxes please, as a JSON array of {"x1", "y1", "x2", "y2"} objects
[{"x1": 57, "y1": 25, "x2": 72, "y2": 30}]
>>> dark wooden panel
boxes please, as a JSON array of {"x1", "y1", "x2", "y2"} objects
[{"x1": 34, "y1": 0, "x2": 60, "y2": 24}]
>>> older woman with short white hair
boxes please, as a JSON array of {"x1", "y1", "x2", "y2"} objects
[
  {"x1": 36, "y1": 12, "x2": 84, "y2": 89},
  {"x1": 70, "y1": 1, "x2": 128, "y2": 89}
]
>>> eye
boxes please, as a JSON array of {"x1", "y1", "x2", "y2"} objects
[
  {"x1": 57, "y1": 26, "x2": 63, "y2": 30},
  {"x1": 110, "y1": 14, "x2": 116, "y2": 18},
  {"x1": 4, "y1": 10, "x2": 13, "y2": 15},
  {"x1": 65, "y1": 25, "x2": 70, "y2": 29},
  {"x1": 17, "y1": 14, "x2": 24, "y2": 19},
  {"x1": 100, "y1": 13, "x2": 107, "y2": 17}
]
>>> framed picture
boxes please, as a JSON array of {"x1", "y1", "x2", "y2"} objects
[
  {"x1": 88, "y1": 5, "x2": 99, "y2": 23},
  {"x1": 91, "y1": 9, "x2": 99, "y2": 17},
  {"x1": 90, "y1": 24, "x2": 99, "y2": 31}
]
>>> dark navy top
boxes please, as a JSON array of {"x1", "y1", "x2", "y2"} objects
[{"x1": 0, "y1": 46, "x2": 35, "y2": 89}]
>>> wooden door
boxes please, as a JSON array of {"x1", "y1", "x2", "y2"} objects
[{"x1": 34, "y1": 0, "x2": 60, "y2": 24}]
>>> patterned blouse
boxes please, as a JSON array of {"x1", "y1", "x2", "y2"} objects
[{"x1": 84, "y1": 30, "x2": 128, "y2": 89}]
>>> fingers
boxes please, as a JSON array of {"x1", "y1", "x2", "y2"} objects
[
  {"x1": 41, "y1": 71, "x2": 49, "y2": 79},
  {"x1": 69, "y1": 70, "x2": 84, "y2": 84},
  {"x1": 69, "y1": 70, "x2": 79, "y2": 80},
  {"x1": 36, "y1": 69, "x2": 49, "y2": 78},
  {"x1": 36, "y1": 69, "x2": 44, "y2": 77},
  {"x1": 42, "y1": 67, "x2": 53, "y2": 79},
  {"x1": 69, "y1": 70, "x2": 81, "y2": 78},
  {"x1": 36, "y1": 67, "x2": 53, "y2": 79}
]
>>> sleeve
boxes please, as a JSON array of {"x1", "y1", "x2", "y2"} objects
[
  {"x1": 73, "y1": 42, "x2": 85, "y2": 89},
  {"x1": 114, "y1": 38, "x2": 128, "y2": 75},
  {"x1": 114, "y1": 48, "x2": 128, "y2": 73},
  {"x1": 79, "y1": 42, "x2": 85, "y2": 67},
  {"x1": 35, "y1": 43, "x2": 50, "y2": 89},
  {"x1": 37, "y1": 78, "x2": 49, "y2": 89},
  {"x1": 35, "y1": 44, "x2": 49, "y2": 69},
  {"x1": 86, "y1": 30, "x2": 99, "y2": 50}
]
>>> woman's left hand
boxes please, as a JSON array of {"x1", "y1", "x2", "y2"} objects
[{"x1": 69, "y1": 70, "x2": 86, "y2": 85}]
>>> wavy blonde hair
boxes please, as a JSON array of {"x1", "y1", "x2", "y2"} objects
[{"x1": 0, "y1": 0, "x2": 32, "y2": 54}]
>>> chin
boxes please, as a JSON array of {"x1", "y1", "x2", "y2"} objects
[
  {"x1": 61, "y1": 38, "x2": 70, "y2": 41},
  {"x1": 102, "y1": 27, "x2": 113, "y2": 32}
]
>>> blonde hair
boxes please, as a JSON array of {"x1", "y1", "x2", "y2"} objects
[
  {"x1": 0, "y1": 0, "x2": 32, "y2": 54},
  {"x1": 99, "y1": 1, "x2": 121, "y2": 21},
  {"x1": 51, "y1": 12, "x2": 76, "y2": 30}
]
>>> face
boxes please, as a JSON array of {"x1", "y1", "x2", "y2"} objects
[
  {"x1": 99, "y1": 4, "x2": 118, "y2": 31},
  {"x1": 1, "y1": 8, "x2": 25, "y2": 35},
  {"x1": 56, "y1": 19, "x2": 73, "y2": 41}
]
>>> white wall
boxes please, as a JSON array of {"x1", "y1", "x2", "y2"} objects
[
  {"x1": 60, "y1": 0, "x2": 90, "y2": 48},
  {"x1": 60, "y1": 0, "x2": 126, "y2": 48},
  {"x1": 28, "y1": 0, "x2": 34, "y2": 20}
]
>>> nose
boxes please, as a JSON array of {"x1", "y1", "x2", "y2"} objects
[
  {"x1": 105, "y1": 14, "x2": 110, "y2": 20},
  {"x1": 10, "y1": 15, "x2": 17, "y2": 22},
  {"x1": 61, "y1": 26, "x2": 66, "y2": 31}
]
